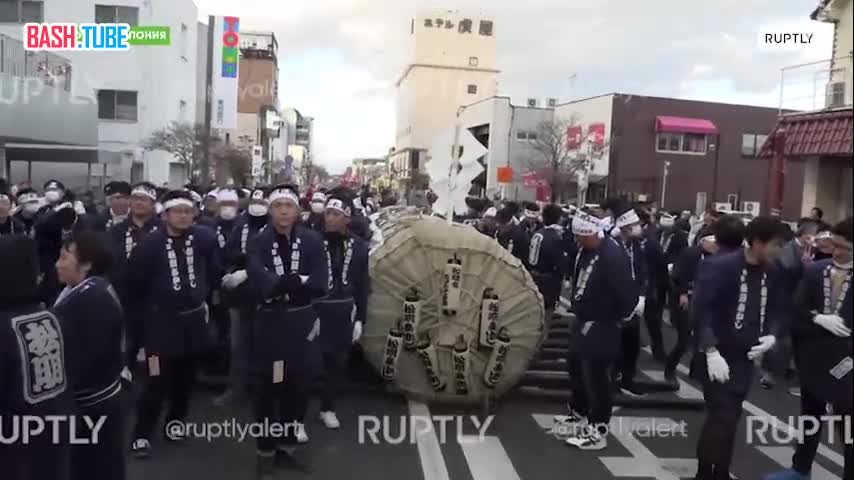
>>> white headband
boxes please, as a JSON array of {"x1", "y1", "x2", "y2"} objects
[
  {"x1": 816, "y1": 231, "x2": 833, "y2": 240},
  {"x1": 163, "y1": 198, "x2": 195, "y2": 210},
  {"x1": 269, "y1": 189, "x2": 299, "y2": 205},
  {"x1": 131, "y1": 186, "x2": 157, "y2": 201},
  {"x1": 700, "y1": 235, "x2": 717, "y2": 244},
  {"x1": 251, "y1": 190, "x2": 266, "y2": 201},
  {"x1": 483, "y1": 207, "x2": 497, "y2": 219},
  {"x1": 217, "y1": 189, "x2": 239, "y2": 203},
  {"x1": 525, "y1": 209, "x2": 539, "y2": 219},
  {"x1": 615, "y1": 209, "x2": 640, "y2": 228},
  {"x1": 326, "y1": 198, "x2": 351, "y2": 217},
  {"x1": 660, "y1": 216, "x2": 675, "y2": 227},
  {"x1": 312, "y1": 192, "x2": 327, "y2": 203},
  {"x1": 572, "y1": 212, "x2": 602, "y2": 236}
]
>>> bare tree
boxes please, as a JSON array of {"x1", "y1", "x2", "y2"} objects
[
  {"x1": 143, "y1": 122, "x2": 207, "y2": 184},
  {"x1": 527, "y1": 116, "x2": 610, "y2": 203},
  {"x1": 298, "y1": 160, "x2": 331, "y2": 188},
  {"x1": 212, "y1": 140, "x2": 252, "y2": 186}
]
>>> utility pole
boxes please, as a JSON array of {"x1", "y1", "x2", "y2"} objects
[
  {"x1": 200, "y1": 16, "x2": 215, "y2": 188},
  {"x1": 661, "y1": 160, "x2": 670, "y2": 209}
]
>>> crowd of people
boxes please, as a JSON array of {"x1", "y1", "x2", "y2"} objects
[{"x1": 0, "y1": 177, "x2": 851, "y2": 480}]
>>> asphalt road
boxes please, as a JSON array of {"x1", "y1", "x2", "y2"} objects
[{"x1": 124, "y1": 307, "x2": 849, "y2": 480}]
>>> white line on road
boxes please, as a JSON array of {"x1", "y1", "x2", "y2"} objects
[
  {"x1": 459, "y1": 436, "x2": 522, "y2": 480},
  {"x1": 408, "y1": 400, "x2": 450, "y2": 480},
  {"x1": 638, "y1": 346, "x2": 844, "y2": 468},
  {"x1": 757, "y1": 446, "x2": 840, "y2": 480}
]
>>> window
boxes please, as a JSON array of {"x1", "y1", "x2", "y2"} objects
[
  {"x1": 469, "y1": 56, "x2": 479, "y2": 67},
  {"x1": 0, "y1": 0, "x2": 42, "y2": 23},
  {"x1": 479, "y1": 20, "x2": 493, "y2": 36},
  {"x1": 516, "y1": 130, "x2": 528, "y2": 141},
  {"x1": 467, "y1": 84, "x2": 478, "y2": 95},
  {"x1": 95, "y1": 4, "x2": 139, "y2": 25},
  {"x1": 741, "y1": 133, "x2": 768, "y2": 157},
  {"x1": 98, "y1": 90, "x2": 138, "y2": 121},
  {"x1": 527, "y1": 132, "x2": 539, "y2": 142},
  {"x1": 656, "y1": 132, "x2": 707, "y2": 154}
]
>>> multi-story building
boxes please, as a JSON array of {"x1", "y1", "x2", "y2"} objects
[
  {"x1": 760, "y1": 0, "x2": 853, "y2": 223},
  {"x1": 352, "y1": 157, "x2": 387, "y2": 187},
  {"x1": 554, "y1": 93, "x2": 810, "y2": 217},
  {"x1": 1, "y1": 0, "x2": 199, "y2": 190},
  {"x1": 392, "y1": 9, "x2": 499, "y2": 186},
  {"x1": 456, "y1": 96, "x2": 556, "y2": 201},
  {"x1": 280, "y1": 108, "x2": 313, "y2": 173}
]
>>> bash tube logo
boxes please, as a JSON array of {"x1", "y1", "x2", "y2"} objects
[{"x1": 24, "y1": 23, "x2": 170, "y2": 51}]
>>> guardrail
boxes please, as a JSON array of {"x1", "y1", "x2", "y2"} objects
[
  {"x1": 0, "y1": 34, "x2": 71, "y2": 91},
  {"x1": 779, "y1": 55, "x2": 852, "y2": 114}
]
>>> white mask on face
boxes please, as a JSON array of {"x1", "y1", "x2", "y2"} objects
[
  {"x1": 23, "y1": 203, "x2": 40, "y2": 215},
  {"x1": 248, "y1": 204, "x2": 268, "y2": 217},
  {"x1": 45, "y1": 190, "x2": 62, "y2": 203},
  {"x1": 630, "y1": 224, "x2": 643, "y2": 237},
  {"x1": 219, "y1": 206, "x2": 238, "y2": 220},
  {"x1": 311, "y1": 202, "x2": 324, "y2": 214}
]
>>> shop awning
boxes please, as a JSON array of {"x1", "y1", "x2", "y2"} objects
[
  {"x1": 655, "y1": 116, "x2": 719, "y2": 135},
  {"x1": 759, "y1": 109, "x2": 854, "y2": 157}
]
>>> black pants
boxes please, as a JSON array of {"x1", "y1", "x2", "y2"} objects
[
  {"x1": 619, "y1": 317, "x2": 641, "y2": 385},
  {"x1": 320, "y1": 350, "x2": 348, "y2": 412},
  {"x1": 696, "y1": 382, "x2": 747, "y2": 479},
  {"x1": 792, "y1": 386, "x2": 853, "y2": 479},
  {"x1": 644, "y1": 287, "x2": 665, "y2": 353},
  {"x1": 253, "y1": 372, "x2": 309, "y2": 453},
  {"x1": 568, "y1": 353, "x2": 613, "y2": 430},
  {"x1": 133, "y1": 355, "x2": 197, "y2": 440},
  {"x1": 72, "y1": 396, "x2": 126, "y2": 480},
  {"x1": 665, "y1": 304, "x2": 692, "y2": 376}
]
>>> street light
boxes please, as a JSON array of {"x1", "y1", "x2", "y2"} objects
[{"x1": 661, "y1": 160, "x2": 671, "y2": 209}]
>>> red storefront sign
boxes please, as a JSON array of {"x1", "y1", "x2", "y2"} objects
[
  {"x1": 523, "y1": 171, "x2": 548, "y2": 189},
  {"x1": 588, "y1": 123, "x2": 605, "y2": 149},
  {"x1": 566, "y1": 126, "x2": 583, "y2": 150}
]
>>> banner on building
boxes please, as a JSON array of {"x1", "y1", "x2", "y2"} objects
[
  {"x1": 522, "y1": 171, "x2": 548, "y2": 189},
  {"x1": 211, "y1": 16, "x2": 240, "y2": 130},
  {"x1": 588, "y1": 123, "x2": 605, "y2": 150},
  {"x1": 566, "y1": 126, "x2": 583, "y2": 150},
  {"x1": 496, "y1": 166, "x2": 513, "y2": 184}
]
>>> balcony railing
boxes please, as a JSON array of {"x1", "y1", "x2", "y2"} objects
[
  {"x1": 779, "y1": 55, "x2": 852, "y2": 114},
  {"x1": 0, "y1": 34, "x2": 72, "y2": 91}
]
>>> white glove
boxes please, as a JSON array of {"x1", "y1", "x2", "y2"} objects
[
  {"x1": 563, "y1": 280, "x2": 572, "y2": 290},
  {"x1": 747, "y1": 335, "x2": 777, "y2": 360},
  {"x1": 814, "y1": 314, "x2": 852, "y2": 337},
  {"x1": 667, "y1": 263, "x2": 674, "y2": 274},
  {"x1": 73, "y1": 201, "x2": 87, "y2": 215},
  {"x1": 120, "y1": 366, "x2": 133, "y2": 383},
  {"x1": 222, "y1": 270, "x2": 248, "y2": 290},
  {"x1": 299, "y1": 275, "x2": 309, "y2": 285},
  {"x1": 352, "y1": 320, "x2": 363, "y2": 343},
  {"x1": 633, "y1": 296, "x2": 646, "y2": 317},
  {"x1": 706, "y1": 350, "x2": 730, "y2": 383},
  {"x1": 135, "y1": 348, "x2": 146, "y2": 363},
  {"x1": 54, "y1": 201, "x2": 73, "y2": 212}
]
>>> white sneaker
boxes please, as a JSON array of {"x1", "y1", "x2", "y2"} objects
[
  {"x1": 319, "y1": 411, "x2": 341, "y2": 429},
  {"x1": 296, "y1": 423, "x2": 309, "y2": 443},
  {"x1": 131, "y1": 438, "x2": 151, "y2": 458},
  {"x1": 565, "y1": 425, "x2": 607, "y2": 450},
  {"x1": 552, "y1": 410, "x2": 587, "y2": 439}
]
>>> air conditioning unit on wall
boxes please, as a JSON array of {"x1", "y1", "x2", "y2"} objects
[
  {"x1": 546, "y1": 98, "x2": 558, "y2": 107},
  {"x1": 527, "y1": 98, "x2": 538, "y2": 107}
]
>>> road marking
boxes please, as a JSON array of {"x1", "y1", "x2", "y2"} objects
[
  {"x1": 531, "y1": 408, "x2": 623, "y2": 434},
  {"x1": 638, "y1": 345, "x2": 845, "y2": 468},
  {"x1": 757, "y1": 446, "x2": 840, "y2": 480},
  {"x1": 601, "y1": 416, "x2": 694, "y2": 479},
  {"x1": 407, "y1": 400, "x2": 450, "y2": 480},
  {"x1": 459, "y1": 436, "x2": 521, "y2": 480}
]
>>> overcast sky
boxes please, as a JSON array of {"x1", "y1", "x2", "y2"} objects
[{"x1": 194, "y1": 0, "x2": 834, "y2": 174}]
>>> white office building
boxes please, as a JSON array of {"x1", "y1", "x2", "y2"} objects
[{"x1": 0, "y1": 0, "x2": 199, "y2": 190}]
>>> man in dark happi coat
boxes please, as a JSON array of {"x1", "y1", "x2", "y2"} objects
[
  {"x1": 558, "y1": 211, "x2": 638, "y2": 451},
  {"x1": 94, "y1": 181, "x2": 131, "y2": 231},
  {"x1": 35, "y1": 195, "x2": 88, "y2": 305},
  {"x1": 12, "y1": 188, "x2": 41, "y2": 238},
  {"x1": 109, "y1": 182, "x2": 161, "y2": 370},
  {"x1": 214, "y1": 188, "x2": 270, "y2": 406},
  {"x1": 520, "y1": 201, "x2": 543, "y2": 237},
  {"x1": 124, "y1": 190, "x2": 222, "y2": 458},
  {"x1": 314, "y1": 192, "x2": 369, "y2": 431},
  {"x1": 52, "y1": 231, "x2": 126, "y2": 480},
  {"x1": 612, "y1": 206, "x2": 653, "y2": 395},
  {"x1": 766, "y1": 217, "x2": 853, "y2": 480},
  {"x1": 300, "y1": 191, "x2": 326, "y2": 232},
  {"x1": 0, "y1": 235, "x2": 74, "y2": 480},
  {"x1": 692, "y1": 217, "x2": 788, "y2": 480},
  {"x1": 527, "y1": 204, "x2": 568, "y2": 323},
  {"x1": 665, "y1": 215, "x2": 745, "y2": 382},
  {"x1": 0, "y1": 189, "x2": 27, "y2": 236},
  {"x1": 495, "y1": 206, "x2": 531, "y2": 267},
  {"x1": 245, "y1": 184, "x2": 327, "y2": 477}
]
